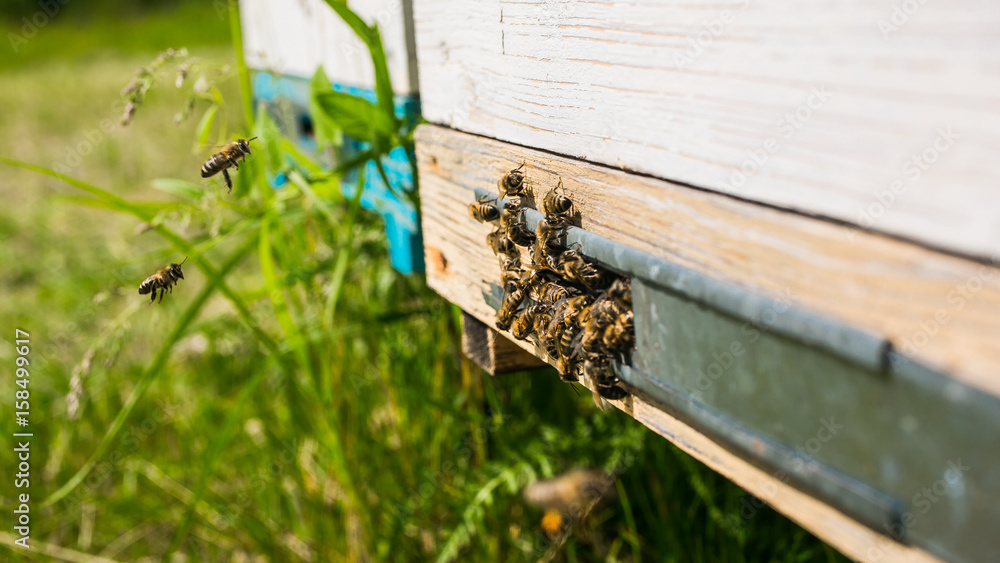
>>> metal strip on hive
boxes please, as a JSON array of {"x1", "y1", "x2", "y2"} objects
[{"x1": 474, "y1": 187, "x2": 1000, "y2": 563}]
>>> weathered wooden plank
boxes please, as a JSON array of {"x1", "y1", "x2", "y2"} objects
[
  {"x1": 461, "y1": 311, "x2": 548, "y2": 375},
  {"x1": 412, "y1": 0, "x2": 1000, "y2": 259},
  {"x1": 416, "y1": 123, "x2": 1000, "y2": 408},
  {"x1": 417, "y1": 124, "x2": 952, "y2": 563},
  {"x1": 241, "y1": 0, "x2": 418, "y2": 94}
]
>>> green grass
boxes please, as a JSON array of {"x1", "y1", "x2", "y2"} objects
[
  {"x1": 0, "y1": 2, "x2": 848, "y2": 561},
  {"x1": 0, "y1": 0, "x2": 231, "y2": 71}
]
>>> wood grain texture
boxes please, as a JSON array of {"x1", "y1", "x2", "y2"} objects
[
  {"x1": 417, "y1": 123, "x2": 1000, "y2": 406},
  {"x1": 241, "y1": 0, "x2": 418, "y2": 94},
  {"x1": 412, "y1": 0, "x2": 1000, "y2": 258},
  {"x1": 418, "y1": 124, "x2": 948, "y2": 563},
  {"x1": 461, "y1": 311, "x2": 548, "y2": 375}
]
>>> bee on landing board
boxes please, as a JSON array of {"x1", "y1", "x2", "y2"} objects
[
  {"x1": 468, "y1": 195, "x2": 500, "y2": 222},
  {"x1": 542, "y1": 179, "x2": 574, "y2": 220},
  {"x1": 201, "y1": 137, "x2": 256, "y2": 193},
  {"x1": 497, "y1": 163, "x2": 529, "y2": 199},
  {"x1": 139, "y1": 257, "x2": 187, "y2": 304}
]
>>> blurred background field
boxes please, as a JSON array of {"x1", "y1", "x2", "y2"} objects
[{"x1": 0, "y1": 1, "x2": 846, "y2": 561}]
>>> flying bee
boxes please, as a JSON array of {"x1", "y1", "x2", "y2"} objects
[
  {"x1": 138, "y1": 257, "x2": 187, "y2": 304},
  {"x1": 560, "y1": 249, "x2": 608, "y2": 289},
  {"x1": 542, "y1": 180, "x2": 573, "y2": 220},
  {"x1": 201, "y1": 137, "x2": 256, "y2": 193},
  {"x1": 511, "y1": 304, "x2": 548, "y2": 341},
  {"x1": 468, "y1": 195, "x2": 500, "y2": 222},
  {"x1": 497, "y1": 162, "x2": 529, "y2": 199},
  {"x1": 603, "y1": 310, "x2": 635, "y2": 352}
]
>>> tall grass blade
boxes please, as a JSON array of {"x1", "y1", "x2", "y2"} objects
[
  {"x1": 42, "y1": 236, "x2": 257, "y2": 507},
  {"x1": 229, "y1": 0, "x2": 254, "y2": 130}
]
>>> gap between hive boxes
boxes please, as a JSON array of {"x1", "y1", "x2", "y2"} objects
[{"x1": 460, "y1": 311, "x2": 548, "y2": 375}]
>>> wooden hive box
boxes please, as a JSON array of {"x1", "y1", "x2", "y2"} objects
[
  {"x1": 411, "y1": 2, "x2": 1000, "y2": 563},
  {"x1": 240, "y1": 0, "x2": 424, "y2": 273}
]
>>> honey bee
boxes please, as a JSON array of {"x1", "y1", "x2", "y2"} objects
[
  {"x1": 138, "y1": 257, "x2": 187, "y2": 304},
  {"x1": 511, "y1": 304, "x2": 548, "y2": 341},
  {"x1": 536, "y1": 310, "x2": 563, "y2": 358},
  {"x1": 487, "y1": 229, "x2": 519, "y2": 259},
  {"x1": 506, "y1": 218, "x2": 535, "y2": 247},
  {"x1": 496, "y1": 281, "x2": 528, "y2": 331},
  {"x1": 468, "y1": 195, "x2": 500, "y2": 222},
  {"x1": 500, "y1": 257, "x2": 523, "y2": 287},
  {"x1": 547, "y1": 294, "x2": 591, "y2": 340},
  {"x1": 603, "y1": 311, "x2": 635, "y2": 352},
  {"x1": 532, "y1": 307, "x2": 554, "y2": 339},
  {"x1": 497, "y1": 162, "x2": 529, "y2": 199},
  {"x1": 584, "y1": 354, "x2": 628, "y2": 401},
  {"x1": 542, "y1": 180, "x2": 573, "y2": 219},
  {"x1": 532, "y1": 217, "x2": 565, "y2": 271},
  {"x1": 606, "y1": 278, "x2": 632, "y2": 311},
  {"x1": 574, "y1": 298, "x2": 617, "y2": 356},
  {"x1": 560, "y1": 249, "x2": 608, "y2": 289},
  {"x1": 499, "y1": 201, "x2": 521, "y2": 232},
  {"x1": 560, "y1": 295, "x2": 594, "y2": 325},
  {"x1": 201, "y1": 137, "x2": 256, "y2": 193},
  {"x1": 556, "y1": 354, "x2": 579, "y2": 382},
  {"x1": 557, "y1": 323, "x2": 581, "y2": 360},
  {"x1": 531, "y1": 281, "x2": 571, "y2": 304}
]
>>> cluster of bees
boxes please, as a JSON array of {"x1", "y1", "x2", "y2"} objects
[
  {"x1": 139, "y1": 138, "x2": 256, "y2": 303},
  {"x1": 469, "y1": 164, "x2": 635, "y2": 401}
]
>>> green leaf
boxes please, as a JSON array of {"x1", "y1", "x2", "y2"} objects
[
  {"x1": 152, "y1": 178, "x2": 206, "y2": 200},
  {"x1": 314, "y1": 90, "x2": 394, "y2": 141},
  {"x1": 254, "y1": 105, "x2": 284, "y2": 173},
  {"x1": 196, "y1": 104, "x2": 219, "y2": 148},
  {"x1": 321, "y1": 0, "x2": 398, "y2": 127},
  {"x1": 52, "y1": 194, "x2": 186, "y2": 214},
  {"x1": 309, "y1": 66, "x2": 342, "y2": 150}
]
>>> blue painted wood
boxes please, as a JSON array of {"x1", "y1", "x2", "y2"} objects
[{"x1": 252, "y1": 71, "x2": 423, "y2": 274}]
